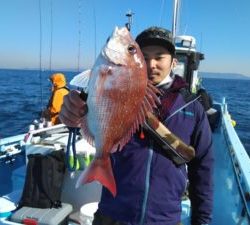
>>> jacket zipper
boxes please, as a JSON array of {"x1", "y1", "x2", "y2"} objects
[{"x1": 139, "y1": 146, "x2": 153, "y2": 225}]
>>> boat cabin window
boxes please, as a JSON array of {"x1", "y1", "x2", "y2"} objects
[
  {"x1": 173, "y1": 51, "x2": 204, "y2": 91},
  {"x1": 173, "y1": 54, "x2": 188, "y2": 79}
]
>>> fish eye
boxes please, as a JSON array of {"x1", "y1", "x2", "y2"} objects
[{"x1": 128, "y1": 44, "x2": 137, "y2": 54}]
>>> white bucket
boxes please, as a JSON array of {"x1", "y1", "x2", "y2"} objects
[
  {"x1": 79, "y1": 202, "x2": 98, "y2": 225},
  {"x1": 0, "y1": 197, "x2": 17, "y2": 219}
]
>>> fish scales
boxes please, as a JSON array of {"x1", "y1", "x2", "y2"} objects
[{"x1": 75, "y1": 27, "x2": 159, "y2": 196}]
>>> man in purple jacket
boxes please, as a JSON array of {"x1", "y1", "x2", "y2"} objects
[{"x1": 60, "y1": 26, "x2": 214, "y2": 225}]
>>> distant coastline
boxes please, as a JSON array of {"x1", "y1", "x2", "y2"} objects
[{"x1": 200, "y1": 72, "x2": 250, "y2": 80}]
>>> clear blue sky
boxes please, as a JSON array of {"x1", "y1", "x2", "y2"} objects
[{"x1": 0, "y1": 0, "x2": 250, "y2": 76}]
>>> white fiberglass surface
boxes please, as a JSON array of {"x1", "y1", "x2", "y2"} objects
[{"x1": 212, "y1": 129, "x2": 247, "y2": 224}]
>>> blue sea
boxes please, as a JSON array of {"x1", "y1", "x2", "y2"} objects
[{"x1": 0, "y1": 69, "x2": 249, "y2": 153}]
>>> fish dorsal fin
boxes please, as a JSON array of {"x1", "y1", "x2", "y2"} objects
[
  {"x1": 70, "y1": 69, "x2": 91, "y2": 92},
  {"x1": 110, "y1": 81, "x2": 160, "y2": 153}
]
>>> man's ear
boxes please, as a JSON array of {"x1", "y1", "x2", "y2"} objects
[{"x1": 172, "y1": 58, "x2": 178, "y2": 68}]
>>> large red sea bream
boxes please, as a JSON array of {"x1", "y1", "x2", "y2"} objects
[{"x1": 71, "y1": 27, "x2": 159, "y2": 196}]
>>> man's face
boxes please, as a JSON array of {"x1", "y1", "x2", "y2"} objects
[{"x1": 141, "y1": 45, "x2": 174, "y2": 85}]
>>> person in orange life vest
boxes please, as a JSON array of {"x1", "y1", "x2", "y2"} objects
[{"x1": 43, "y1": 73, "x2": 69, "y2": 125}]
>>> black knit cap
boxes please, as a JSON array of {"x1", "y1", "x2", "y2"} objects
[{"x1": 135, "y1": 26, "x2": 175, "y2": 55}]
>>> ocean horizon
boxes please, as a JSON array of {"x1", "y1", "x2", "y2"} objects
[{"x1": 0, "y1": 68, "x2": 249, "y2": 153}]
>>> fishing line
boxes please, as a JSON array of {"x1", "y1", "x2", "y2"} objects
[
  {"x1": 93, "y1": 0, "x2": 97, "y2": 60},
  {"x1": 77, "y1": 0, "x2": 82, "y2": 72},
  {"x1": 49, "y1": 0, "x2": 53, "y2": 72},
  {"x1": 38, "y1": 0, "x2": 43, "y2": 111},
  {"x1": 159, "y1": 0, "x2": 166, "y2": 26}
]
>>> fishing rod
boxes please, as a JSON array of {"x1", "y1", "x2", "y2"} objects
[{"x1": 172, "y1": 0, "x2": 180, "y2": 39}]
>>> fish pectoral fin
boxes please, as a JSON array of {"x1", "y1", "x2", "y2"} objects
[
  {"x1": 76, "y1": 157, "x2": 117, "y2": 197},
  {"x1": 70, "y1": 69, "x2": 91, "y2": 90}
]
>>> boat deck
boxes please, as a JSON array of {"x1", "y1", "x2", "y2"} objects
[{"x1": 1, "y1": 102, "x2": 250, "y2": 224}]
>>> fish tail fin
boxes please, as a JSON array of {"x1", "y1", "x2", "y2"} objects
[{"x1": 76, "y1": 157, "x2": 117, "y2": 197}]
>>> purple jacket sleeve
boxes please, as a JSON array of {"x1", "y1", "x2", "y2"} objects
[{"x1": 188, "y1": 102, "x2": 214, "y2": 225}]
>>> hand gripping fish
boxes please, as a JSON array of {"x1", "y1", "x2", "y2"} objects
[{"x1": 70, "y1": 27, "x2": 159, "y2": 197}]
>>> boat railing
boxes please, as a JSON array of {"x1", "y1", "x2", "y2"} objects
[
  {"x1": 0, "y1": 134, "x2": 26, "y2": 146},
  {"x1": 24, "y1": 124, "x2": 69, "y2": 143},
  {"x1": 0, "y1": 134, "x2": 26, "y2": 162},
  {"x1": 221, "y1": 99, "x2": 250, "y2": 218}
]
